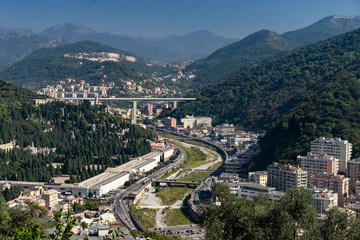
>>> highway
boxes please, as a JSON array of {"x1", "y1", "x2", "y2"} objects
[
  {"x1": 114, "y1": 143, "x2": 187, "y2": 230},
  {"x1": 114, "y1": 127, "x2": 228, "y2": 236}
]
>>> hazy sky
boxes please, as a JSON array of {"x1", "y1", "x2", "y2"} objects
[{"x1": 0, "y1": 0, "x2": 359, "y2": 39}]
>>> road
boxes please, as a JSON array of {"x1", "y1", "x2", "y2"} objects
[
  {"x1": 114, "y1": 127, "x2": 229, "y2": 235},
  {"x1": 114, "y1": 143, "x2": 187, "y2": 230}
]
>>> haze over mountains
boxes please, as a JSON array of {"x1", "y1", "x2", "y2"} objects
[
  {"x1": 0, "y1": 15, "x2": 359, "y2": 72},
  {"x1": 38, "y1": 23, "x2": 237, "y2": 64},
  {"x1": 0, "y1": 23, "x2": 236, "y2": 67},
  {"x1": 188, "y1": 15, "x2": 360, "y2": 86},
  {"x1": 0, "y1": 32, "x2": 65, "y2": 68}
]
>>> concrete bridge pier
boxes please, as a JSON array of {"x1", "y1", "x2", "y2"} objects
[
  {"x1": 132, "y1": 101, "x2": 137, "y2": 124},
  {"x1": 173, "y1": 101, "x2": 178, "y2": 109}
]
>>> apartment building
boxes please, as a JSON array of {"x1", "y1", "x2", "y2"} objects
[
  {"x1": 345, "y1": 202, "x2": 360, "y2": 218},
  {"x1": 267, "y1": 163, "x2": 308, "y2": 191},
  {"x1": 42, "y1": 189, "x2": 59, "y2": 209},
  {"x1": 310, "y1": 137, "x2": 352, "y2": 173},
  {"x1": 310, "y1": 188, "x2": 338, "y2": 214},
  {"x1": 308, "y1": 173, "x2": 349, "y2": 207},
  {"x1": 248, "y1": 171, "x2": 268, "y2": 186},
  {"x1": 297, "y1": 152, "x2": 339, "y2": 175},
  {"x1": 164, "y1": 117, "x2": 177, "y2": 128},
  {"x1": 347, "y1": 158, "x2": 360, "y2": 193}
]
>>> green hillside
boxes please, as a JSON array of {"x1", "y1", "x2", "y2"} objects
[
  {"x1": 185, "y1": 16, "x2": 360, "y2": 87},
  {"x1": 0, "y1": 80, "x2": 44, "y2": 105},
  {"x1": 0, "y1": 41, "x2": 158, "y2": 89},
  {"x1": 0, "y1": 80, "x2": 155, "y2": 182},
  {"x1": 171, "y1": 28, "x2": 360, "y2": 131},
  {"x1": 188, "y1": 30, "x2": 292, "y2": 87},
  {"x1": 170, "y1": 28, "x2": 360, "y2": 170},
  {"x1": 256, "y1": 75, "x2": 360, "y2": 170}
]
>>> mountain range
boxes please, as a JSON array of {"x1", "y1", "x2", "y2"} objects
[
  {"x1": 187, "y1": 15, "x2": 360, "y2": 86},
  {"x1": 0, "y1": 15, "x2": 359, "y2": 71},
  {"x1": 38, "y1": 23, "x2": 237, "y2": 64},
  {"x1": 0, "y1": 23, "x2": 236, "y2": 67}
]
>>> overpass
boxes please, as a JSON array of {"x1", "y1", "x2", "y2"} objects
[
  {"x1": 153, "y1": 179, "x2": 201, "y2": 188},
  {"x1": 60, "y1": 97, "x2": 196, "y2": 124}
]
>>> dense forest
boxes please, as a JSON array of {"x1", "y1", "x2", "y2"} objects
[
  {"x1": 256, "y1": 74, "x2": 360, "y2": 170},
  {"x1": 0, "y1": 98, "x2": 155, "y2": 183},
  {"x1": 0, "y1": 41, "x2": 163, "y2": 90}
]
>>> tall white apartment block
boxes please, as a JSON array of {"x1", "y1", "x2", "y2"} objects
[{"x1": 310, "y1": 137, "x2": 352, "y2": 173}]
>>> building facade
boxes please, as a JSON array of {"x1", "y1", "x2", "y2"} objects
[
  {"x1": 248, "y1": 171, "x2": 268, "y2": 186},
  {"x1": 42, "y1": 189, "x2": 59, "y2": 209},
  {"x1": 310, "y1": 188, "x2": 338, "y2": 214},
  {"x1": 347, "y1": 158, "x2": 360, "y2": 193},
  {"x1": 164, "y1": 117, "x2": 177, "y2": 128},
  {"x1": 297, "y1": 152, "x2": 339, "y2": 175},
  {"x1": 308, "y1": 173, "x2": 349, "y2": 207},
  {"x1": 310, "y1": 137, "x2": 352, "y2": 173},
  {"x1": 267, "y1": 163, "x2": 308, "y2": 191}
]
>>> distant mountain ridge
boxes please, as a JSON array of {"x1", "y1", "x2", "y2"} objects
[
  {"x1": 0, "y1": 32, "x2": 65, "y2": 67},
  {"x1": 187, "y1": 15, "x2": 360, "y2": 86},
  {"x1": 39, "y1": 23, "x2": 237, "y2": 63},
  {"x1": 0, "y1": 26, "x2": 34, "y2": 36}
]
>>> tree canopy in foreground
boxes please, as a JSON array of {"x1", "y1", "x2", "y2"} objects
[{"x1": 201, "y1": 183, "x2": 360, "y2": 240}]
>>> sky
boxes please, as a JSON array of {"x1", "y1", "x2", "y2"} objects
[{"x1": 0, "y1": 0, "x2": 359, "y2": 39}]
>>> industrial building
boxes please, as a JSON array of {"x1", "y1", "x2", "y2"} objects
[
  {"x1": 0, "y1": 147, "x2": 174, "y2": 198},
  {"x1": 227, "y1": 182, "x2": 284, "y2": 202}
]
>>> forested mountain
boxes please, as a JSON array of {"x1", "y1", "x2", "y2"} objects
[
  {"x1": 0, "y1": 80, "x2": 44, "y2": 107},
  {"x1": 171, "y1": 28, "x2": 360, "y2": 169},
  {"x1": 0, "y1": 32, "x2": 65, "y2": 67},
  {"x1": 0, "y1": 41, "x2": 158, "y2": 89},
  {"x1": 256, "y1": 75, "x2": 360, "y2": 170},
  {"x1": 0, "y1": 80, "x2": 155, "y2": 182},
  {"x1": 283, "y1": 16, "x2": 360, "y2": 47},
  {"x1": 39, "y1": 23, "x2": 236, "y2": 63},
  {"x1": 188, "y1": 30, "x2": 293, "y2": 86},
  {"x1": 0, "y1": 100, "x2": 155, "y2": 183},
  {"x1": 187, "y1": 15, "x2": 360, "y2": 86}
]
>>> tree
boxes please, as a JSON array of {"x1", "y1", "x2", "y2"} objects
[
  {"x1": 51, "y1": 208, "x2": 77, "y2": 240},
  {"x1": 80, "y1": 221, "x2": 88, "y2": 230},
  {"x1": 280, "y1": 187, "x2": 317, "y2": 239},
  {"x1": 200, "y1": 185, "x2": 328, "y2": 240},
  {"x1": 319, "y1": 207, "x2": 360, "y2": 240}
]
